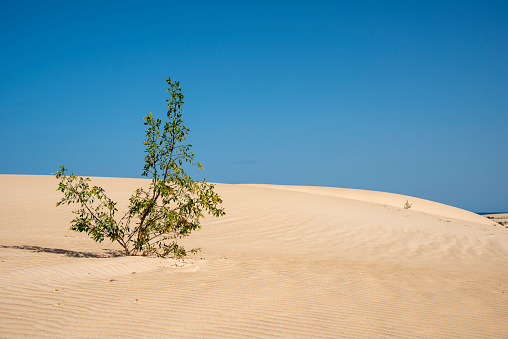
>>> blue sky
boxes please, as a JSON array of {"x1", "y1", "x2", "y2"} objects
[{"x1": 1, "y1": 1, "x2": 507, "y2": 212}]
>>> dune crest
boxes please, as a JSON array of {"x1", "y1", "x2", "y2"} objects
[{"x1": 247, "y1": 184, "x2": 491, "y2": 225}]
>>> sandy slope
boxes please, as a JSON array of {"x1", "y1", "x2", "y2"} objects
[{"x1": 0, "y1": 175, "x2": 507, "y2": 338}]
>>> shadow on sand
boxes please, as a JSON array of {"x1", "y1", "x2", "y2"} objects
[{"x1": 0, "y1": 245, "x2": 124, "y2": 258}]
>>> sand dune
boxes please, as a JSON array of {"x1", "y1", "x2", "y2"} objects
[
  {"x1": 1, "y1": 175, "x2": 507, "y2": 338},
  {"x1": 249, "y1": 184, "x2": 491, "y2": 225}
]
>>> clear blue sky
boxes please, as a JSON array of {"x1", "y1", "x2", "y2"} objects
[{"x1": 1, "y1": 1, "x2": 507, "y2": 212}]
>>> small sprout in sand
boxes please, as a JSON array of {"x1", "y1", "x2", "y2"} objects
[{"x1": 404, "y1": 200, "x2": 412, "y2": 209}]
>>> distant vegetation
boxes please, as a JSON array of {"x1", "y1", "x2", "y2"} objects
[
  {"x1": 54, "y1": 77, "x2": 225, "y2": 257},
  {"x1": 404, "y1": 200, "x2": 412, "y2": 210},
  {"x1": 484, "y1": 215, "x2": 508, "y2": 228}
]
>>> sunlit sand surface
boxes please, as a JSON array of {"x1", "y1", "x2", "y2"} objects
[{"x1": 1, "y1": 175, "x2": 507, "y2": 338}]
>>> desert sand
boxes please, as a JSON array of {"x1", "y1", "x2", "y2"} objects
[{"x1": 1, "y1": 175, "x2": 507, "y2": 338}]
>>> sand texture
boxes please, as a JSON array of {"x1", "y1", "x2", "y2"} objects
[{"x1": 1, "y1": 175, "x2": 507, "y2": 338}]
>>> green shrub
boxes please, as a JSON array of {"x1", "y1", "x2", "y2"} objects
[{"x1": 54, "y1": 77, "x2": 225, "y2": 257}]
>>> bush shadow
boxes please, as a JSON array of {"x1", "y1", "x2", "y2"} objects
[{"x1": 0, "y1": 245, "x2": 124, "y2": 258}]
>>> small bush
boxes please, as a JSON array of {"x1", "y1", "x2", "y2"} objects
[
  {"x1": 404, "y1": 200, "x2": 412, "y2": 209},
  {"x1": 54, "y1": 77, "x2": 225, "y2": 257}
]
